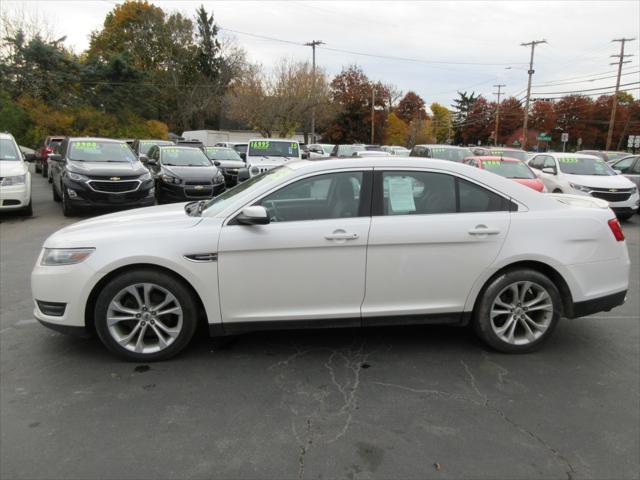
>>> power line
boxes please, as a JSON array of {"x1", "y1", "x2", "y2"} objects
[
  {"x1": 532, "y1": 69, "x2": 639, "y2": 87},
  {"x1": 533, "y1": 81, "x2": 639, "y2": 95}
]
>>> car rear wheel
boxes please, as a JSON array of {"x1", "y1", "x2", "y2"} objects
[
  {"x1": 52, "y1": 183, "x2": 61, "y2": 202},
  {"x1": 617, "y1": 213, "x2": 633, "y2": 222},
  {"x1": 41, "y1": 164, "x2": 48, "y2": 177},
  {"x1": 94, "y1": 270, "x2": 198, "y2": 361},
  {"x1": 473, "y1": 269, "x2": 561, "y2": 353}
]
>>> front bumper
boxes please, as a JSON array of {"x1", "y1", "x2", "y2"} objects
[
  {"x1": 64, "y1": 177, "x2": 155, "y2": 209},
  {"x1": 0, "y1": 184, "x2": 30, "y2": 210},
  {"x1": 157, "y1": 181, "x2": 225, "y2": 201}
]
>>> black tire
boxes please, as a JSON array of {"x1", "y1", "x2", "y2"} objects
[
  {"x1": 94, "y1": 269, "x2": 199, "y2": 361},
  {"x1": 61, "y1": 187, "x2": 75, "y2": 217},
  {"x1": 473, "y1": 269, "x2": 562, "y2": 353},
  {"x1": 41, "y1": 164, "x2": 48, "y2": 177},
  {"x1": 617, "y1": 213, "x2": 633, "y2": 222},
  {"x1": 22, "y1": 200, "x2": 33, "y2": 217},
  {"x1": 552, "y1": 189, "x2": 563, "y2": 193},
  {"x1": 35, "y1": 163, "x2": 42, "y2": 173},
  {"x1": 52, "y1": 183, "x2": 61, "y2": 202}
]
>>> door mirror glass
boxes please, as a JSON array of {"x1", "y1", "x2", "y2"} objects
[
  {"x1": 614, "y1": 169, "x2": 622, "y2": 175},
  {"x1": 237, "y1": 206, "x2": 270, "y2": 225},
  {"x1": 542, "y1": 167, "x2": 556, "y2": 175},
  {"x1": 213, "y1": 160, "x2": 221, "y2": 167},
  {"x1": 48, "y1": 154, "x2": 62, "y2": 162},
  {"x1": 147, "y1": 158, "x2": 157, "y2": 166},
  {"x1": 139, "y1": 154, "x2": 149, "y2": 163}
]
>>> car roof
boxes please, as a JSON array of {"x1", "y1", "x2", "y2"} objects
[
  {"x1": 0, "y1": 132, "x2": 16, "y2": 140},
  {"x1": 68, "y1": 137, "x2": 124, "y2": 143},
  {"x1": 413, "y1": 144, "x2": 470, "y2": 150},
  {"x1": 158, "y1": 145, "x2": 201, "y2": 150},
  {"x1": 547, "y1": 152, "x2": 601, "y2": 160},
  {"x1": 467, "y1": 156, "x2": 522, "y2": 162},
  {"x1": 248, "y1": 138, "x2": 299, "y2": 142}
]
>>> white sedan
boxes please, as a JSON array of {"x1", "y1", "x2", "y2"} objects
[
  {"x1": 0, "y1": 133, "x2": 32, "y2": 216},
  {"x1": 32, "y1": 157, "x2": 630, "y2": 361}
]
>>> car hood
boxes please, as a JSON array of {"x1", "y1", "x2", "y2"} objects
[
  {"x1": 0, "y1": 161, "x2": 27, "y2": 177},
  {"x1": 247, "y1": 156, "x2": 299, "y2": 165},
  {"x1": 163, "y1": 165, "x2": 219, "y2": 180},
  {"x1": 44, "y1": 203, "x2": 203, "y2": 248},
  {"x1": 68, "y1": 160, "x2": 147, "y2": 177},
  {"x1": 563, "y1": 173, "x2": 635, "y2": 189}
]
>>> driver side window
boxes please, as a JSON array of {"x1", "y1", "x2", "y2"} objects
[
  {"x1": 614, "y1": 156, "x2": 635, "y2": 173},
  {"x1": 257, "y1": 171, "x2": 364, "y2": 223},
  {"x1": 543, "y1": 156, "x2": 556, "y2": 169}
]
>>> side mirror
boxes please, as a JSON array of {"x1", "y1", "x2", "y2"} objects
[
  {"x1": 48, "y1": 154, "x2": 63, "y2": 162},
  {"x1": 213, "y1": 160, "x2": 221, "y2": 167},
  {"x1": 139, "y1": 154, "x2": 149, "y2": 163},
  {"x1": 147, "y1": 158, "x2": 157, "y2": 166},
  {"x1": 236, "y1": 206, "x2": 270, "y2": 225},
  {"x1": 614, "y1": 169, "x2": 622, "y2": 174},
  {"x1": 239, "y1": 152, "x2": 247, "y2": 162},
  {"x1": 24, "y1": 153, "x2": 36, "y2": 163},
  {"x1": 542, "y1": 167, "x2": 557, "y2": 175}
]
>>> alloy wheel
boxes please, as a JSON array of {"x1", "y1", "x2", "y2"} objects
[
  {"x1": 489, "y1": 281, "x2": 553, "y2": 346},
  {"x1": 106, "y1": 283, "x2": 183, "y2": 354}
]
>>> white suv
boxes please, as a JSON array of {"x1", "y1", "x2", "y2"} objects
[
  {"x1": 0, "y1": 132, "x2": 32, "y2": 216},
  {"x1": 244, "y1": 139, "x2": 301, "y2": 177},
  {"x1": 528, "y1": 152, "x2": 639, "y2": 220}
]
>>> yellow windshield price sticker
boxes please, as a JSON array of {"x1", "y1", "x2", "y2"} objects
[
  {"x1": 559, "y1": 158, "x2": 579, "y2": 163},
  {"x1": 251, "y1": 141, "x2": 270, "y2": 149},
  {"x1": 484, "y1": 160, "x2": 502, "y2": 166},
  {"x1": 74, "y1": 141, "x2": 97, "y2": 149}
]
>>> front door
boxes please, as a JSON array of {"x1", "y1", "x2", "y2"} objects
[
  {"x1": 218, "y1": 169, "x2": 372, "y2": 326},
  {"x1": 362, "y1": 169, "x2": 511, "y2": 322}
]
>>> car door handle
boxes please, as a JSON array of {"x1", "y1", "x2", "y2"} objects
[
  {"x1": 325, "y1": 232, "x2": 359, "y2": 240},
  {"x1": 468, "y1": 226, "x2": 501, "y2": 236}
]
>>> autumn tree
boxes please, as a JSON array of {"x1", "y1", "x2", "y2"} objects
[
  {"x1": 461, "y1": 96, "x2": 492, "y2": 145},
  {"x1": 429, "y1": 103, "x2": 452, "y2": 143},
  {"x1": 529, "y1": 100, "x2": 557, "y2": 135},
  {"x1": 396, "y1": 91, "x2": 427, "y2": 124},
  {"x1": 493, "y1": 97, "x2": 523, "y2": 144},
  {"x1": 451, "y1": 91, "x2": 478, "y2": 144},
  {"x1": 383, "y1": 112, "x2": 409, "y2": 145}
]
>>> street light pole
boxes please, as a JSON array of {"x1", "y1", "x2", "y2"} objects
[
  {"x1": 520, "y1": 40, "x2": 546, "y2": 150},
  {"x1": 493, "y1": 84, "x2": 505, "y2": 146},
  {"x1": 371, "y1": 87, "x2": 375, "y2": 144},
  {"x1": 606, "y1": 37, "x2": 635, "y2": 151},
  {"x1": 305, "y1": 40, "x2": 324, "y2": 144}
]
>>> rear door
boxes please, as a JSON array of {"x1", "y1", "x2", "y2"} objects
[{"x1": 362, "y1": 168, "x2": 511, "y2": 322}]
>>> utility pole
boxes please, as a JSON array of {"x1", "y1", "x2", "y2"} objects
[
  {"x1": 305, "y1": 40, "x2": 324, "y2": 143},
  {"x1": 606, "y1": 37, "x2": 635, "y2": 151},
  {"x1": 371, "y1": 87, "x2": 375, "y2": 144},
  {"x1": 493, "y1": 84, "x2": 506, "y2": 146},
  {"x1": 520, "y1": 40, "x2": 546, "y2": 150}
]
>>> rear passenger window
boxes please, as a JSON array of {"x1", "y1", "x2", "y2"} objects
[
  {"x1": 458, "y1": 178, "x2": 509, "y2": 212},
  {"x1": 378, "y1": 171, "x2": 510, "y2": 215}
]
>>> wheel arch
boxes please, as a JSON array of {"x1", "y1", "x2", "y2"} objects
[
  {"x1": 84, "y1": 263, "x2": 209, "y2": 333},
  {"x1": 469, "y1": 260, "x2": 574, "y2": 321}
]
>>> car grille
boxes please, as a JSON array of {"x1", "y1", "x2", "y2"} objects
[
  {"x1": 87, "y1": 180, "x2": 141, "y2": 193},
  {"x1": 185, "y1": 180, "x2": 212, "y2": 186},
  {"x1": 221, "y1": 168, "x2": 239, "y2": 174},
  {"x1": 589, "y1": 187, "x2": 634, "y2": 203},
  {"x1": 185, "y1": 186, "x2": 213, "y2": 198}
]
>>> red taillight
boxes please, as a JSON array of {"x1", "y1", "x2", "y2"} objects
[{"x1": 608, "y1": 218, "x2": 625, "y2": 242}]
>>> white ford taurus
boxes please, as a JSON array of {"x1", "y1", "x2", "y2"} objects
[{"x1": 31, "y1": 158, "x2": 630, "y2": 361}]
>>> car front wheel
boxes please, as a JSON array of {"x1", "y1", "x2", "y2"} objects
[
  {"x1": 94, "y1": 270, "x2": 198, "y2": 361},
  {"x1": 473, "y1": 269, "x2": 561, "y2": 353}
]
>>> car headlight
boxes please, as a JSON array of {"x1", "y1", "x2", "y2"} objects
[
  {"x1": 41, "y1": 248, "x2": 95, "y2": 266},
  {"x1": 139, "y1": 171, "x2": 152, "y2": 181},
  {"x1": 213, "y1": 172, "x2": 225, "y2": 184},
  {"x1": 67, "y1": 172, "x2": 88, "y2": 182},
  {"x1": 0, "y1": 174, "x2": 26, "y2": 186},
  {"x1": 569, "y1": 183, "x2": 591, "y2": 193},
  {"x1": 162, "y1": 174, "x2": 182, "y2": 185}
]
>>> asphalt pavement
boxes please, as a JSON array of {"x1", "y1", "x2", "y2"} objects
[{"x1": 1, "y1": 170, "x2": 639, "y2": 480}]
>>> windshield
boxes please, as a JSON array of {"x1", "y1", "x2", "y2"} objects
[
  {"x1": 203, "y1": 166, "x2": 295, "y2": 216},
  {"x1": 321, "y1": 144, "x2": 335, "y2": 153},
  {"x1": 206, "y1": 147, "x2": 242, "y2": 161},
  {"x1": 248, "y1": 140, "x2": 299, "y2": 158},
  {"x1": 430, "y1": 147, "x2": 474, "y2": 162},
  {"x1": 336, "y1": 145, "x2": 367, "y2": 157},
  {"x1": 558, "y1": 157, "x2": 616, "y2": 176},
  {"x1": 488, "y1": 149, "x2": 528, "y2": 162},
  {"x1": 161, "y1": 148, "x2": 212, "y2": 166},
  {"x1": 69, "y1": 141, "x2": 136, "y2": 162},
  {"x1": 482, "y1": 160, "x2": 535, "y2": 179},
  {"x1": 139, "y1": 140, "x2": 173, "y2": 155},
  {"x1": 0, "y1": 139, "x2": 21, "y2": 161},
  {"x1": 606, "y1": 152, "x2": 629, "y2": 162},
  {"x1": 232, "y1": 144, "x2": 247, "y2": 154}
]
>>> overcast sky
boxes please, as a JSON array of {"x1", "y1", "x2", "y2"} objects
[{"x1": 3, "y1": 0, "x2": 640, "y2": 108}]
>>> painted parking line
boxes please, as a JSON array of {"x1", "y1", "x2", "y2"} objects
[{"x1": 15, "y1": 319, "x2": 38, "y2": 326}]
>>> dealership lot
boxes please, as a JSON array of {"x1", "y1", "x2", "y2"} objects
[{"x1": 1, "y1": 173, "x2": 639, "y2": 479}]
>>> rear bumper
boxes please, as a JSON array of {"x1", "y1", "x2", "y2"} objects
[{"x1": 571, "y1": 290, "x2": 627, "y2": 318}]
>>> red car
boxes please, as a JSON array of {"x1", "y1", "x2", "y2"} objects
[
  {"x1": 35, "y1": 136, "x2": 64, "y2": 178},
  {"x1": 463, "y1": 156, "x2": 545, "y2": 192}
]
